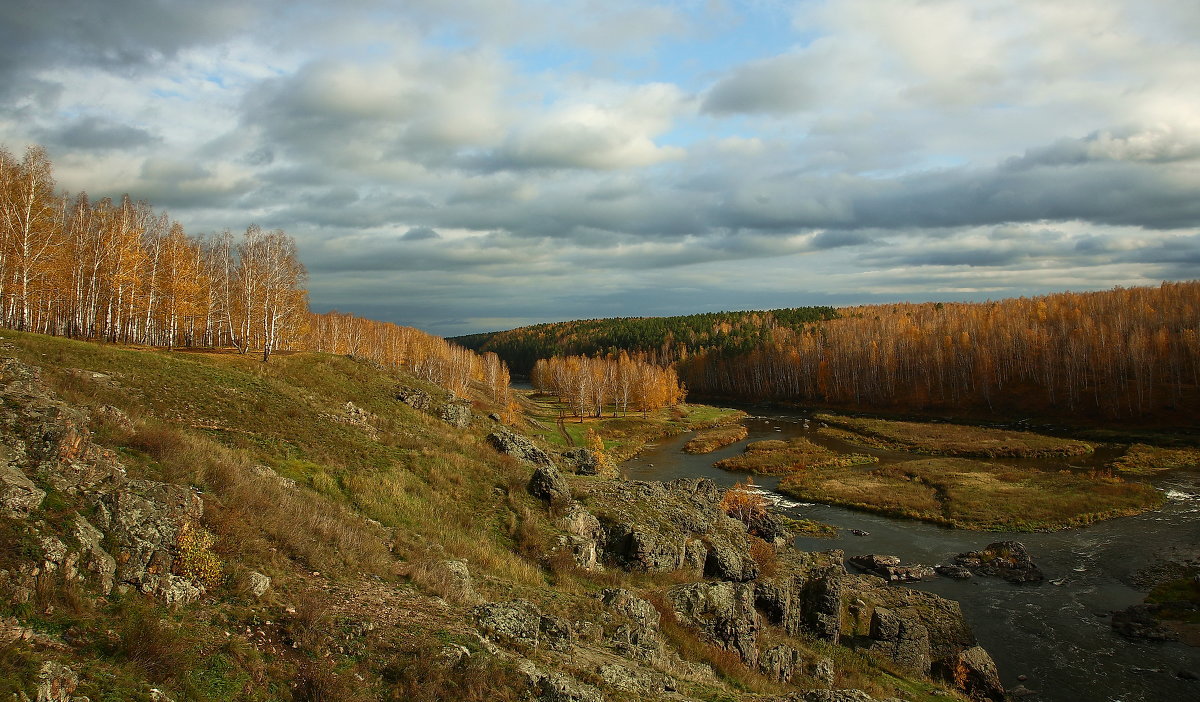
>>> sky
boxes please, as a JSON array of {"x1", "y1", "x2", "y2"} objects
[{"x1": 2, "y1": 0, "x2": 1198, "y2": 336}]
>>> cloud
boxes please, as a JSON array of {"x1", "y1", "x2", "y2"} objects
[
  {"x1": 701, "y1": 53, "x2": 813, "y2": 115},
  {"x1": 37, "y1": 117, "x2": 160, "y2": 151},
  {"x1": 401, "y1": 226, "x2": 440, "y2": 241}
]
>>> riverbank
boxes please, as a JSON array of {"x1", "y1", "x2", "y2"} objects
[
  {"x1": 621, "y1": 414, "x2": 1200, "y2": 702},
  {"x1": 519, "y1": 389, "x2": 747, "y2": 463}
]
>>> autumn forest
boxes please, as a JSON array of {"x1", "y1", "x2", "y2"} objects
[{"x1": 0, "y1": 144, "x2": 509, "y2": 398}]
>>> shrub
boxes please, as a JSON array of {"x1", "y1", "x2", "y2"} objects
[{"x1": 175, "y1": 519, "x2": 222, "y2": 590}]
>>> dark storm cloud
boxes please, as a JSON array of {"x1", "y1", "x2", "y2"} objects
[
  {"x1": 701, "y1": 54, "x2": 813, "y2": 115},
  {"x1": 401, "y1": 226, "x2": 440, "y2": 241},
  {"x1": 37, "y1": 117, "x2": 160, "y2": 151},
  {"x1": 0, "y1": 0, "x2": 256, "y2": 98}
]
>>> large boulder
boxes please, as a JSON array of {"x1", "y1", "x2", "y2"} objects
[
  {"x1": 0, "y1": 460, "x2": 44, "y2": 518},
  {"x1": 953, "y1": 541, "x2": 1044, "y2": 583},
  {"x1": 473, "y1": 599, "x2": 574, "y2": 653},
  {"x1": 528, "y1": 465, "x2": 570, "y2": 503},
  {"x1": 849, "y1": 554, "x2": 936, "y2": 582},
  {"x1": 597, "y1": 588, "x2": 666, "y2": 663},
  {"x1": 487, "y1": 428, "x2": 554, "y2": 467},
  {"x1": 669, "y1": 581, "x2": 760, "y2": 667},
  {"x1": 560, "y1": 447, "x2": 600, "y2": 476},
  {"x1": 94, "y1": 479, "x2": 206, "y2": 604},
  {"x1": 936, "y1": 645, "x2": 1004, "y2": 702},
  {"x1": 439, "y1": 399, "x2": 472, "y2": 428},
  {"x1": 868, "y1": 607, "x2": 932, "y2": 674}
]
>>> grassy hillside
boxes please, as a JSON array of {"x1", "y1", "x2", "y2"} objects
[{"x1": 0, "y1": 332, "x2": 973, "y2": 702}]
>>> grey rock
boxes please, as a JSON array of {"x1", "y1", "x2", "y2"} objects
[
  {"x1": 0, "y1": 460, "x2": 45, "y2": 518},
  {"x1": 669, "y1": 581, "x2": 759, "y2": 667},
  {"x1": 99, "y1": 480, "x2": 206, "y2": 604},
  {"x1": 488, "y1": 428, "x2": 555, "y2": 467},
  {"x1": 528, "y1": 465, "x2": 570, "y2": 503},
  {"x1": 597, "y1": 588, "x2": 665, "y2": 662},
  {"x1": 754, "y1": 557, "x2": 847, "y2": 644},
  {"x1": 247, "y1": 571, "x2": 271, "y2": 598},
  {"x1": 249, "y1": 464, "x2": 297, "y2": 489},
  {"x1": 539, "y1": 613, "x2": 575, "y2": 652},
  {"x1": 560, "y1": 447, "x2": 600, "y2": 475},
  {"x1": 534, "y1": 672, "x2": 603, "y2": 702},
  {"x1": 516, "y1": 660, "x2": 603, "y2": 702},
  {"x1": 868, "y1": 607, "x2": 932, "y2": 675},
  {"x1": 35, "y1": 660, "x2": 78, "y2": 702},
  {"x1": 474, "y1": 599, "x2": 543, "y2": 649},
  {"x1": 439, "y1": 399, "x2": 471, "y2": 428},
  {"x1": 934, "y1": 564, "x2": 973, "y2": 579},
  {"x1": 596, "y1": 663, "x2": 676, "y2": 694},
  {"x1": 760, "y1": 644, "x2": 805, "y2": 682},
  {"x1": 442, "y1": 559, "x2": 476, "y2": 601},
  {"x1": 939, "y1": 645, "x2": 1004, "y2": 702},
  {"x1": 953, "y1": 541, "x2": 1044, "y2": 583},
  {"x1": 395, "y1": 386, "x2": 433, "y2": 411},
  {"x1": 850, "y1": 554, "x2": 934, "y2": 582},
  {"x1": 793, "y1": 691, "x2": 875, "y2": 702},
  {"x1": 556, "y1": 503, "x2": 603, "y2": 570},
  {"x1": 705, "y1": 532, "x2": 760, "y2": 582}
]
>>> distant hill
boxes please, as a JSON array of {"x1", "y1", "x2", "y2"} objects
[{"x1": 450, "y1": 306, "x2": 840, "y2": 374}]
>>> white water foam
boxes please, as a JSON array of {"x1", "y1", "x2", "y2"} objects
[
  {"x1": 744, "y1": 486, "x2": 811, "y2": 509},
  {"x1": 1165, "y1": 489, "x2": 1198, "y2": 501}
]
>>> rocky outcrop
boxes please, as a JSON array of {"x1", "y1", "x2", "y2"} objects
[
  {"x1": 439, "y1": 399, "x2": 472, "y2": 428},
  {"x1": 516, "y1": 660, "x2": 603, "y2": 702},
  {"x1": 474, "y1": 599, "x2": 575, "y2": 653},
  {"x1": 560, "y1": 447, "x2": 600, "y2": 475},
  {"x1": 596, "y1": 588, "x2": 666, "y2": 663},
  {"x1": 555, "y1": 502, "x2": 604, "y2": 570},
  {"x1": 953, "y1": 541, "x2": 1044, "y2": 583},
  {"x1": 488, "y1": 428, "x2": 555, "y2": 467},
  {"x1": 95, "y1": 479, "x2": 206, "y2": 603},
  {"x1": 579, "y1": 478, "x2": 758, "y2": 580},
  {"x1": 849, "y1": 554, "x2": 935, "y2": 582},
  {"x1": 867, "y1": 607, "x2": 931, "y2": 674},
  {"x1": 395, "y1": 386, "x2": 434, "y2": 411},
  {"x1": 670, "y1": 580, "x2": 760, "y2": 666},
  {"x1": 753, "y1": 551, "x2": 847, "y2": 644},
  {"x1": 396, "y1": 385, "x2": 472, "y2": 427},
  {"x1": 1, "y1": 459, "x2": 45, "y2": 518},
  {"x1": 0, "y1": 359, "x2": 212, "y2": 606},
  {"x1": 528, "y1": 465, "x2": 570, "y2": 503}
]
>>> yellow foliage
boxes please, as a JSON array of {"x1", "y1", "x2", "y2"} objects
[{"x1": 174, "y1": 519, "x2": 222, "y2": 590}]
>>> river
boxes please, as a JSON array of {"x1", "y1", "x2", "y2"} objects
[{"x1": 622, "y1": 410, "x2": 1200, "y2": 702}]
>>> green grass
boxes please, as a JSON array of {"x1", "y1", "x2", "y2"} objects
[
  {"x1": 778, "y1": 457, "x2": 1163, "y2": 531},
  {"x1": 815, "y1": 413, "x2": 1095, "y2": 458}
]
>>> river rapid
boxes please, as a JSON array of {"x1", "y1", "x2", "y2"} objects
[{"x1": 623, "y1": 410, "x2": 1200, "y2": 702}]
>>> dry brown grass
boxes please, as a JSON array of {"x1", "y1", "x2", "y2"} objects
[
  {"x1": 779, "y1": 457, "x2": 1163, "y2": 531},
  {"x1": 715, "y1": 437, "x2": 876, "y2": 475},
  {"x1": 815, "y1": 413, "x2": 1095, "y2": 457},
  {"x1": 683, "y1": 424, "x2": 749, "y2": 454},
  {"x1": 1111, "y1": 443, "x2": 1200, "y2": 475}
]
